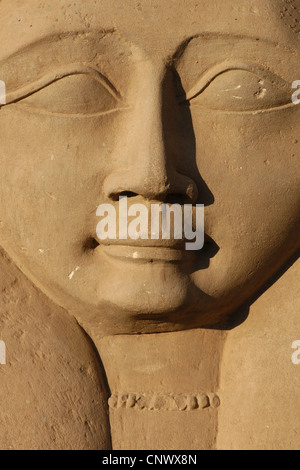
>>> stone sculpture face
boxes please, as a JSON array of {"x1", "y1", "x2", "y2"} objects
[{"x1": 0, "y1": 0, "x2": 299, "y2": 334}]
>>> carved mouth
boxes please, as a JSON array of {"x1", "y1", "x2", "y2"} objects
[
  {"x1": 83, "y1": 234, "x2": 215, "y2": 263},
  {"x1": 99, "y1": 244, "x2": 192, "y2": 263},
  {"x1": 97, "y1": 236, "x2": 186, "y2": 249}
]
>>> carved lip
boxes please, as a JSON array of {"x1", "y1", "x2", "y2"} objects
[
  {"x1": 99, "y1": 244, "x2": 194, "y2": 263},
  {"x1": 98, "y1": 237, "x2": 186, "y2": 249}
]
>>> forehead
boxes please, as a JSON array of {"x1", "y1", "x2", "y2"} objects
[{"x1": 0, "y1": 0, "x2": 299, "y2": 60}]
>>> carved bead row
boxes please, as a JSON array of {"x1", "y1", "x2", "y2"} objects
[{"x1": 108, "y1": 392, "x2": 220, "y2": 411}]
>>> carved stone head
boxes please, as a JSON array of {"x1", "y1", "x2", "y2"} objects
[{"x1": 0, "y1": 0, "x2": 299, "y2": 335}]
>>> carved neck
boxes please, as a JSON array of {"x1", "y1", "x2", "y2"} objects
[
  {"x1": 97, "y1": 328, "x2": 226, "y2": 450},
  {"x1": 98, "y1": 328, "x2": 226, "y2": 396}
]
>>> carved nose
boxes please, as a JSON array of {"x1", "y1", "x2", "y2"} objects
[
  {"x1": 103, "y1": 69, "x2": 198, "y2": 204},
  {"x1": 103, "y1": 166, "x2": 198, "y2": 204}
]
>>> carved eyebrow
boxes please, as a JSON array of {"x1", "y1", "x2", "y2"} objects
[
  {"x1": 0, "y1": 30, "x2": 116, "y2": 63},
  {"x1": 1, "y1": 64, "x2": 123, "y2": 106},
  {"x1": 172, "y1": 32, "x2": 300, "y2": 58},
  {"x1": 181, "y1": 60, "x2": 291, "y2": 102},
  {"x1": 0, "y1": 30, "x2": 130, "y2": 102},
  {"x1": 172, "y1": 33, "x2": 300, "y2": 90}
]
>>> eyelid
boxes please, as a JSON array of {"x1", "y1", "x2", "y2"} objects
[
  {"x1": 183, "y1": 60, "x2": 291, "y2": 102},
  {"x1": 2, "y1": 64, "x2": 123, "y2": 105}
]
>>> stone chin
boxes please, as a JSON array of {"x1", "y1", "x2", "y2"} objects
[
  {"x1": 74, "y1": 273, "x2": 227, "y2": 336},
  {"x1": 90, "y1": 262, "x2": 198, "y2": 333}
]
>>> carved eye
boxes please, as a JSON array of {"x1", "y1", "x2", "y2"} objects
[
  {"x1": 185, "y1": 68, "x2": 291, "y2": 112},
  {"x1": 14, "y1": 72, "x2": 124, "y2": 116}
]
